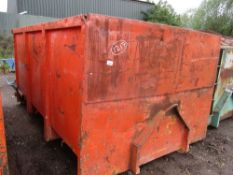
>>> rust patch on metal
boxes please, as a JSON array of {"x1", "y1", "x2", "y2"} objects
[
  {"x1": 147, "y1": 99, "x2": 173, "y2": 121},
  {"x1": 64, "y1": 44, "x2": 77, "y2": 52},
  {"x1": 221, "y1": 68, "x2": 233, "y2": 80},
  {"x1": 56, "y1": 72, "x2": 61, "y2": 79}
]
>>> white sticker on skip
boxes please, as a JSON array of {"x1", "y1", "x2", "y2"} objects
[{"x1": 106, "y1": 60, "x2": 114, "y2": 66}]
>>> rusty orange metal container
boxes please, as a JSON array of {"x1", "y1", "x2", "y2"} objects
[
  {"x1": 13, "y1": 14, "x2": 221, "y2": 175},
  {"x1": 0, "y1": 94, "x2": 9, "y2": 175}
]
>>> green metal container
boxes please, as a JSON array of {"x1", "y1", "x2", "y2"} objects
[{"x1": 209, "y1": 46, "x2": 233, "y2": 128}]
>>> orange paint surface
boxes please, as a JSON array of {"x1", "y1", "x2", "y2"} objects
[
  {"x1": 0, "y1": 94, "x2": 9, "y2": 175},
  {"x1": 13, "y1": 14, "x2": 221, "y2": 175}
]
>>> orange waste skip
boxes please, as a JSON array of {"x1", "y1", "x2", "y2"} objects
[
  {"x1": 13, "y1": 14, "x2": 221, "y2": 175},
  {"x1": 0, "y1": 94, "x2": 9, "y2": 175}
]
